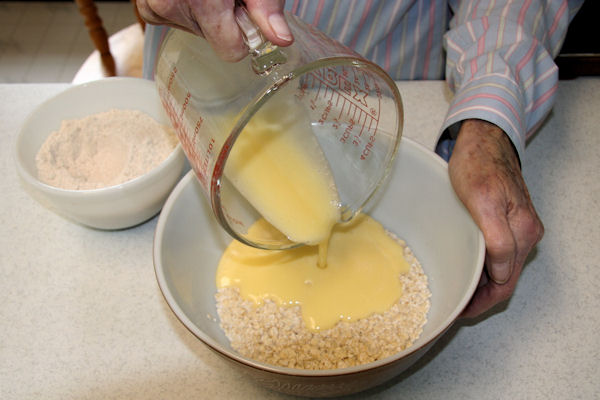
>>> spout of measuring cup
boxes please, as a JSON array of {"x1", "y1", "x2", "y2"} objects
[{"x1": 234, "y1": 2, "x2": 287, "y2": 74}]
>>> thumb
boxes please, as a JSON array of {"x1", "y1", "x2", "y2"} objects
[
  {"x1": 480, "y1": 214, "x2": 516, "y2": 284},
  {"x1": 244, "y1": 0, "x2": 293, "y2": 46}
]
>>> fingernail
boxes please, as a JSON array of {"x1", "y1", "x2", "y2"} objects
[
  {"x1": 268, "y1": 14, "x2": 292, "y2": 42},
  {"x1": 491, "y1": 261, "x2": 512, "y2": 284}
]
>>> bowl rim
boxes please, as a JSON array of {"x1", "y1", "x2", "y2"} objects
[
  {"x1": 153, "y1": 137, "x2": 485, "y2": 376},
  {"x1": 14, "y1": 77, "x2": 184, "y2": 197}
]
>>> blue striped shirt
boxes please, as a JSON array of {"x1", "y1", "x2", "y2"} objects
[{"x1": 143, "y1": 0, "x2": 583, "y2": 160}]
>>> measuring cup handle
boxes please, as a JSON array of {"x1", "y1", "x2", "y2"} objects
[
  {"x1": 234, "y1": 2, "x2": 264, "y2": 53},
  {"x1": 234, "y1": 1, "x2": 287, "y2": 74}
]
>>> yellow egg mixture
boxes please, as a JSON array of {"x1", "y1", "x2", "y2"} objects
[
  {"x1": 217, "y1": 214, "x2": 409, "y2": 331},
  {"x1": 218, "y1": 94, "x2": 409, "y2": 332},
  {"x1": 224, "y1": 98, "x2": 340, "y2": 247}
]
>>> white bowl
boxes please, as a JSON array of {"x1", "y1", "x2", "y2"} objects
[
  {"x1": 153, "y1": 138, "x2": 485, "y2": 397},
  {"x1": 15, "y1": 77, "x2": 186, "y2": 230}
]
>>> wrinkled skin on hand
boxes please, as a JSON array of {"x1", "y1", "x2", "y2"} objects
[
  {"x1": 449, "y1": 119, "x2": 544, "y2": 318},
  {"x1": 135, "y1": 0, "x2": 292, "y2": 61}
]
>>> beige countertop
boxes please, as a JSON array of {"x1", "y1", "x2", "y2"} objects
[{"x1": 1, "y1": 79, "x2": 598, "y2": 399}]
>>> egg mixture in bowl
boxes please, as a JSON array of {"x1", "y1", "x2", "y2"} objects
[{"x1": 153, "y1": 137, "x2": 484, "y2": 397}]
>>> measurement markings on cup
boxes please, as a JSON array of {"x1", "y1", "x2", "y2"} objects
[
  {"x1": 307, "y1": 67, "x2": 381, "y2": 160},
  {"x1": 159, "y1": 65, "x2": 211, "y2": 189}
]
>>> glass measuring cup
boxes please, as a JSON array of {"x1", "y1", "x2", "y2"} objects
[{"x1": 154, "y1": 7, "x2": 403, "y2": 249}]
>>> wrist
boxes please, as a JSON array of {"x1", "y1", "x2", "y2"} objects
[{"x1": 456, "y1": 119, "x2": 521, "y2": 169}]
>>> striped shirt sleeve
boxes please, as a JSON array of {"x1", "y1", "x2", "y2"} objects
[{"x1": 441, "y1": 0, "x2": 584, "y2": 160}]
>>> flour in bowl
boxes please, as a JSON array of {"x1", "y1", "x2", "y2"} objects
[{"x1": 36, "y1": 109, "x2": 178, "y2": 190}]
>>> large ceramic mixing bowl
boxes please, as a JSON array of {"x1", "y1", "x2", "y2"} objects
[{"x1": 153, "y1": 137, "x2": 485, "y2": 397}]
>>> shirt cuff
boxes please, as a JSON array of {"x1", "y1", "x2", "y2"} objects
[{"x1": 439, "y1": 75, "x2": 526, "y2": 162}]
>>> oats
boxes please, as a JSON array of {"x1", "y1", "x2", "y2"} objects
[{"x1": 215, "y1": 242, "x2": 431, "y2": 370}]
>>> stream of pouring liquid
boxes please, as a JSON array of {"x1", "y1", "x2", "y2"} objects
[
  {"x1": 219, "y1": 92, "x2": 410, "y2": 331},
  {"x1": 224, "y1": 93, "x2": 341, "y2": 262},
  {"x1": 216, "y1": 214, "x2": 410, "y2": 331}
]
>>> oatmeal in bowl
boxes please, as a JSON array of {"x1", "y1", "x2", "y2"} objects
[
  {"x1": 153, "y1": 137, "x2": 484, "y2": 397},
  {"x1": 215, "y1": 237, "x2": 430, "y2": 370}
]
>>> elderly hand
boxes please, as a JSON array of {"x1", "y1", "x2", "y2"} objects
[
  {"x1": 448, "y1": 119, "x2": 544, "y2": 318},
  {"x1": 136, "y1": 0, "x2": 293, "y2": 61}
]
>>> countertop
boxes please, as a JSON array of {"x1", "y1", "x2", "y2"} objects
[{"x1": 1, "y1": 80, "x2": 598, "y2": 399}]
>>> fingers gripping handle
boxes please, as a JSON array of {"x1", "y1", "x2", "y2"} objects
[
  {"x1": 234, "y1": 2, "x2": 264, "y2": 52},
  {"x1": 234, "y1": 1, "x2": 287, "y2": 74}
]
